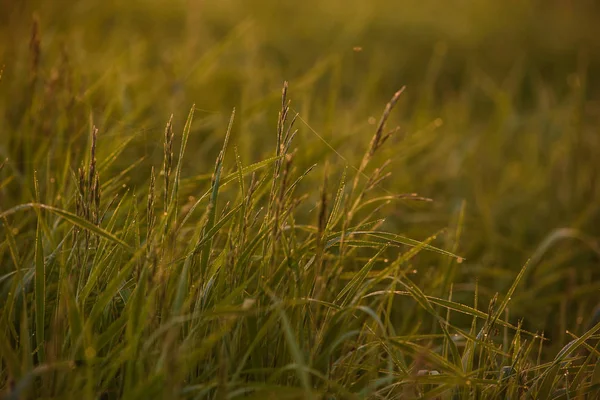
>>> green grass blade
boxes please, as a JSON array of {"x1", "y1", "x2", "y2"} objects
[
  {"x1": 275, "y1": 302, "x2": 314, "y2": 398},
  {"x1": 34, "y1": 211, "x2": 45, "y2": 363},
  {"x1": 0, "y1": 203, "x2": 132, "y2": 251},
  {"x1": 199, "y1": 108, "x2": 235, "y2": 276},
  {"x1": 169, "y1": 105, "x2": 195, "y2": 218}
]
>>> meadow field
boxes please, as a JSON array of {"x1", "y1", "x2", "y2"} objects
[{"x1": 1, "y1": 0, "x2": 600, "y2": 398}]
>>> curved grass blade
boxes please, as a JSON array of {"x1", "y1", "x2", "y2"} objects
[{"x1": 0, "y1": 203, "x2": 132, "y2": 251}]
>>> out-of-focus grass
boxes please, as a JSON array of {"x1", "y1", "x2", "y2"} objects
[{"x1": 1, "y1": 0, "x2": 600, "y2": 398}]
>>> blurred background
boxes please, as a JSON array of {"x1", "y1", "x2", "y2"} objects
[{"x1": 1, "y1": 0, "x2": 599, "y2": 351}]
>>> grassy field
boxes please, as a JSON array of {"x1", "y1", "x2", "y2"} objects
[{"x1": 1, "y1": 1, "x2": 600, "y2": 398}]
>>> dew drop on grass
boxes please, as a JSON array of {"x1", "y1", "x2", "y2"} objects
[{"x1": 242, "y1": 298, "x2": 256, "y2": 310}]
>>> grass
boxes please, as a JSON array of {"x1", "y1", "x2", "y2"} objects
[{"x1": 1, "y1": 0, "x2": 600, "y2": 398}]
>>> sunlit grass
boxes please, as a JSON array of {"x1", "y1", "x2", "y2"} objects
[{"x1": 1, "y1": 1, "x2": 600, "y2": 398}]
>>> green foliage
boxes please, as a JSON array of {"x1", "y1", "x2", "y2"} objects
[{"x1": 1, "y1": 1, "x2": 600, "y2": 398}]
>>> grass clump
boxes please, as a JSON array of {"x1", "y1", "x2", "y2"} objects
[
  {"x1": 2, "y1": 80, "x2": 599, "y2": 399},
  {"x1": 2, "y1": 1, "x2": 600, "y2": 399}
]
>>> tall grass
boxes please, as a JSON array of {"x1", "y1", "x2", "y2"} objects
[
  {"x1": 2, "y1": 1, "x2": 600, "y2": 399},
  {"x1": 1, "y1": 79, "x2": 598, "y2": 398}
]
